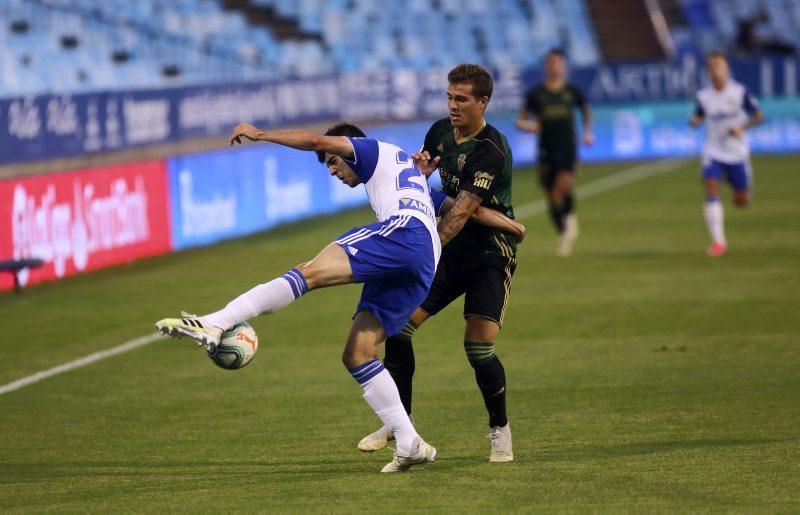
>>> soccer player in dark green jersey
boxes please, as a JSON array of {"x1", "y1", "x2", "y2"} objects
[
  {"x1": 359, "y1": 64, "x2": 517, "y2": 463},
  {"x1": 517, "y1": 48, "x2": 594, "y2": 256}
]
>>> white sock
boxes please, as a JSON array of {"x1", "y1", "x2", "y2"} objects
[
  {"x1": 201, "y1": 268, "x2": 308, "y2": 330},
  {"x1": 704, "y1": 199, "x2": 727, "y2": 246},
  {"x1": 350, "y1": 361, "x2": 420, "y2": 456}
]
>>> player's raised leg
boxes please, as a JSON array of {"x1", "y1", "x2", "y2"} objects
[
  {"x1": 465, "y1": 315, "x2": 513, "y2": 462},
  {"x1": 344, "y1": 311, "x2": 436, "y2": 472},
  {"x1": 702, "y1": 163, "x2": 727, "y2": 257},
  {"x1": 155, "y1": 242, "x2": 353, "y2": 347}
]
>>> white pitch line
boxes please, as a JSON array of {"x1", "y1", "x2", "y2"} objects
[
  {"x1": 0, "y1": 158, "x2": 689, "y2": 397},
  {"x1": 0, "y1": 333, "x2": 163, "y2": 395},
  {"x1": 514, "y1": 158, "x2": 688, "y2": 220}
]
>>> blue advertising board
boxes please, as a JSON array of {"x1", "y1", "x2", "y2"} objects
[
  {"x1": 505, "y1": 97, "x2": 800, "y2": 164},
  {"x1": 3, "y1": 56, "x2": 797, "y2": 167},
  {"x1": 166, "y1": 97, "x2": 800, "y2": 251},
  {"x1": 168, "y1": 143, "x2": 367, "y2": 250}
]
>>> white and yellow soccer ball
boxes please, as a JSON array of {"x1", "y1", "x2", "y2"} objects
[{"x1": 206, "y1": 322, "x2": 259, "y2": 370}]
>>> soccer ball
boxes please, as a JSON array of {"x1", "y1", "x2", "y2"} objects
[{"x1": 206, "y1": 322, "x2": 259, "y2": 370}]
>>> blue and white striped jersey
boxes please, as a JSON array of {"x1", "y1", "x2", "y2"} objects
[
  {"x1": 695, "y1": 80, "x2": 759, "y2": 164},
  {"x1": 345, "y1": 137, "x2": 441, "y2": 263}
]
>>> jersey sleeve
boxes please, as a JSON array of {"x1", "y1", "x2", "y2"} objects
[
  {"x1": 462, "y1": 140, "x2": 506, "y2": 202},
  {"x1": 422, "y1": 119, "x2": 446, "y2": 157},
  {"x1": 524, "y1": 88, "x2": 540, "y2": 114},
  {"x1": 429, "y1": 188, "x2": 449, "y2": 216},
  {"x1": 344, "y1": 137, "x2": 380, "y2": 183},
  {"x1": 571, "y1": 85, "x2": 587, "y2": 108},
  {"x1": 694, "y1": 94, "x2": 705, "y2": 118},
  {"x1": 742, "y1": 89, "x2": 760, "y2": 115}
]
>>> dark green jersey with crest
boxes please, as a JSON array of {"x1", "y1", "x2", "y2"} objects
[
  {"x1": 423, "y1": 118, "x2": 516, "y2": 258},
  {"x1": 525, "y1": 83, "x2": 586, "y2": 158}
]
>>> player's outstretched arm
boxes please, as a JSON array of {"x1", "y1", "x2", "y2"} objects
[
  {"x1": 437, "y1": 190, "x2": 483, "y2": 246},
  {"x1": 229, "y1": 123, "x2": 354, "y2": 159},
  {"x1": 438, "y1": 196, "x2": 526, "y2": 243}
]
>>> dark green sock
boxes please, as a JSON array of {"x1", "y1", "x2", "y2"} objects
[
  {"x1": 464, "y1": 341, "x2": 508, "y2": 428},
  {"x1": 383, "y1": 321, "x2": 418, "y2": 415}
]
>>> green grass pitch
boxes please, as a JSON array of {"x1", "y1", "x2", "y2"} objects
[{"x1": 1, "y1": 156, "x2": 798, "y2": 512}]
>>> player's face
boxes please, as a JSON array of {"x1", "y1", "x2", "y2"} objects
[
  {"x1": 707, "y1": 56, "x2": 729, "y2": 87},
  {"x1": 545, "y1": 54, "x2": 565, "y2": 80},
  {"x1": 324, "y1": 154, "x2": 360, "y2": 188},
  {"x1": 447, "y1": 82, "x2": 487, "y2": 130}
]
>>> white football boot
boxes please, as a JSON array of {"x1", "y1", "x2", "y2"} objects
[
  {"x1": 380, "y1": 438, "x2": 437, "y2": 473},
  {"x1": 556, "y1": 214, "x2": 579, "y2": 257},
  {"x1": 358, "y1": 425, "x2": 394, "y2": 452},
  {"x1": 155, "y1": 311, "x2": 223, "y2": 351},
  {"x1": 488, "y1": 423, "x2": 514, "y2": 462}
]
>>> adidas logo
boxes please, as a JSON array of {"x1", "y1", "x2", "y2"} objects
[{"x1": 348, "y1": 246, "x2": 359, "y2": 255}]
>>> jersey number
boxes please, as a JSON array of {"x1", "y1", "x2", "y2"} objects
[{"x1": 395, "y1": 151, "x2": 425, "y2": 193}]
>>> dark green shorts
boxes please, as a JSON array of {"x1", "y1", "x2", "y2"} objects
[
  {"x1": 538, "y1": 150, "x2": 577, "y2": 190},
  {"x1": 420, "y1": 251, "x2": 516, "y2": 327}
]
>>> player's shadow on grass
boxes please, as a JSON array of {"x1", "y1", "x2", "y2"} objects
[{"x1": 559, "y1": 438, "x2": 785, "y2": 460}]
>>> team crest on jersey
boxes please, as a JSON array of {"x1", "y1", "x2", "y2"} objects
[
  {"x1": 473, "y1": 171, "x2": 494, "y2": 190},
  {"x1": 457, "y1": 154, "x2": 467, "y2": 171}
]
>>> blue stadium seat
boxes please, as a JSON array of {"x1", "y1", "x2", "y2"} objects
[{"x1": 0, "y1": 0, "x2": 603, "y2": 97}]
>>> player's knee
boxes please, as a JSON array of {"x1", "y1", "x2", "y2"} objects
[
  {"x1": 342, "y1": 344, "x2": 379, "y2": 369},
  {"x1": 733, "y1": 194, "x2": 750, "y2": 207}
]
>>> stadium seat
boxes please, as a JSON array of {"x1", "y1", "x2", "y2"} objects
[{"x1": 0, "y1": 0, "x2": 604, "y2": 97}]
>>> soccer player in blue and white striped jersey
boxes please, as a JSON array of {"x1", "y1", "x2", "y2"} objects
[
  {"x1": 691, "y1": 51, "x2": 764, "y2": 256},
  {"x1": 156, "y1": 121, "x2": 524, "y2": 472}
]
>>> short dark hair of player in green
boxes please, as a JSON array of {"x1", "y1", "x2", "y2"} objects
[
  {"x1": 545, "y1": 47, "x2": 566, "y2": 60},
  {"x1": 448, "y1": 64, "x2": 494, "y2": 100},
  {"x1": 315, "y1": 122, "x2": 366, "y2": 163}
]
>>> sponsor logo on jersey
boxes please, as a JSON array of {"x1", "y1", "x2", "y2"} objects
[
  {"x1": 472, "y1": 171, "x2": 494, "y2": 190},
  {"x1": 399, "y1": 197, "x2": 435, "y2": 220},
  {"x1": 457, "y1": 153, "x2": 467, "y2": 171},
  {"x1": 347, "y1": 245, "x2": 359, "y2": 256},
  {"x1": 440, "y1": 169, "x2": 460, "y2": 189}
]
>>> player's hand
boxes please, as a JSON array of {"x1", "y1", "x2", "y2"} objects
[
  {"x1": 582, "y1": 131, "x2": 595, "y2": 146},
  {"x1": 512, "y1": 221, "x2": 527, "y2": 244},
  {"x1": 728, "y1": 125, "x2": 744, "y2": 137},
  {"x1": 411, "y1": 150, "x2": 441, "y2": 177},
  {"x1": 229, "y1": 123, "x2": 260, "y2": 146}
]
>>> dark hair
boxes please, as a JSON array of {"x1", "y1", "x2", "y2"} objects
[
  {"x1": 447, "y1": 63, "x2": 493, "y2": 100},
  {"x1": 316, "y1": 122, "x2": 366, "y2": 163},
  {"x1": 546, "y1": 47, "x2": 566, "y2": 60},
  {"x1": 706, "y1": 50, "x2": 728, "y2": 63}
]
